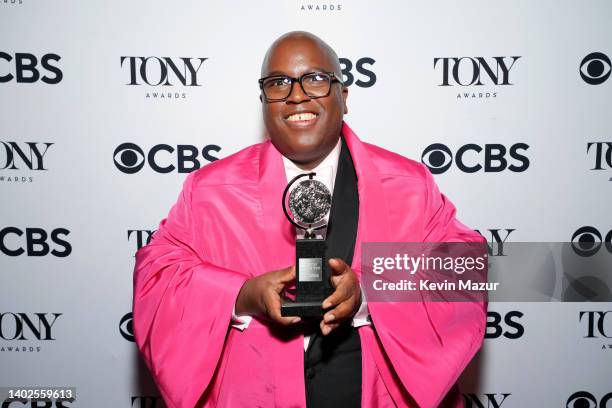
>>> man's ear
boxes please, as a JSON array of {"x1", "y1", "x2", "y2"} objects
[{"x1": 342, "y1": 86, "x2": 348, "y2": 114}]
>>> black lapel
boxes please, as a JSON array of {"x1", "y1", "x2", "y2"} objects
[{"x1": 324, "y1": 136, "x2": 360, "y2": 266}]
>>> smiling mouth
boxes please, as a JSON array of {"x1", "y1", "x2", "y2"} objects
[{"x1": 285, "y1": 112, "x2": 319, "y2": 122}]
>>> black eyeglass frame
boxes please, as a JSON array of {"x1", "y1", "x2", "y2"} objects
[{"x1": 258, "y1": 71, "x2": 345, "y2": 102}]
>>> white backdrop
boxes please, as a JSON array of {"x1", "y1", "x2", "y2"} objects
[{"x1": 1, "y1": 1, "x2": 611, "y2": 407}]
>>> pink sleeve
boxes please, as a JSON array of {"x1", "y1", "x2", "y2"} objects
[
  {"x1": 366, "y1": 165, "x2": 488, "y2": 408},
  {"x1": 421, "y1": 164, "x2": 488, "y2": 405},
  {"x1": 421, "y1": 163, "x2": 485, "y2": 244},
  {"x1": 132, "y1": 171, "x2": 249, "y2": 408}
]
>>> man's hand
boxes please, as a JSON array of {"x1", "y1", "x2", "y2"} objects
[
  {"x1": 320, "y1": 258, "x2": 361, "y2": 336},
  {"x1": 235, "y1": 266, "x2": 301, "y2": 326}
]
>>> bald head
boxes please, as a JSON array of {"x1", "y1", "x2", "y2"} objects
[
  {"x1": 259, "y1": 31, "x2": 348, "y2": 170},
  {"x1": 261, "y1": 31, "x2": 342, "y2": 78}
]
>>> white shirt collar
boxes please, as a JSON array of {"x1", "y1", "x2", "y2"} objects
[{"x1": 282, "y1": 137, "x2": 342, "y2": 194}]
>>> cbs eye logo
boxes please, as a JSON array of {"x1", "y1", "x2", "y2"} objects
[
  {"x1": 114, "y1": 143, "x2": 144, "y2": 174},
  {"x1": 580, "y1": 52, "x2": 611, "y2": 85},
  {"x1": 567, "y1": 391, "x2": 612, "y2": 408},
  {"x1": 421, "y1": 144, "x2": 453, "y2": 174},
  {"x1": 119, "y1": 312, "x2": 134, "y2": 342},
  {"x1": 571, "y1": 226, "x2": 612, "y2": 257}
]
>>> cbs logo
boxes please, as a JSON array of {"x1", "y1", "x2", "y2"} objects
[
  {"x1": 567, "y1": 391, "x2": 612, "y2": 408},
  {"x1": 0, "y1": 52, "x2": 62, "y2": 84},
  {"x1": 113, "y1": 142, "x2": 220, "y2": 174},
  {"x1": 485, "y1": 311, "x2": 524, "y2": 339},
  {"x1": 339, "y1": 57, "x2": 376, "y2": 88},
  {"x1": 421, "y1": 143, "x2": 529, "y2": 174},
  {"x1": 0, "y1": 227, "x2": 71, "y2": 257},
  {"x1": 580, "y1": 52, "x2": 611, "y2": 85},
  {"x1": 571, "y1": 226, "x2": 612, "y2": 257},
  {"x1": 119, "y1": 312, "x2": 134, "y2": 342}
]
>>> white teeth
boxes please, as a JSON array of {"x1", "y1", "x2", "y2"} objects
[{"x1": 287, "y1": 112, "x2": 317, "y2": 122}]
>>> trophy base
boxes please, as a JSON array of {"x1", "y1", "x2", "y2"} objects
[{"x1": 281, "y1": 300, "x2": 324, "y2": 317}]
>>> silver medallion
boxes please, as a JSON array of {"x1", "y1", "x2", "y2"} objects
[{"x1": 288, "y1": 179, "x2": 332, "y2": 226}]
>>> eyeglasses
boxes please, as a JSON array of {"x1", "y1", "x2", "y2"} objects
[{"x1": 258, "y1": 71, "x2": 344, "y2": 102}]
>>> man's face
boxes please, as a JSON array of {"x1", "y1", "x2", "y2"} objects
[{"x1": 261, "y1": 38, "x2": 348, "y2": 168}]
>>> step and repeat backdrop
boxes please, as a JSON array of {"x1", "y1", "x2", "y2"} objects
[{"x1": 1, "y1": 1, "x2": 611, "y2": 407}]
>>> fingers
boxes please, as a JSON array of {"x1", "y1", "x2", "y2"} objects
[
  {"x1": 320, "y1": 260, "x2": 360, "y2": 335},
  {"x1": 278, "y1": 265, "x2": 296, "y2": 283},
  {"x1": 320, "y1": 287, "x2": 360, "y2": 336},
  {"x1": 270, "y1": 266, "x2": 296, "y2": 295},
  {"x1": 323, "y1": 297, "x2": 354, "y2": 324},
  {"x1": 328, "y1": 258, "x2": 350, "y2": 275},
  {"x1": 320, "y1": 298, "x2": 357, "y2": 335},
  {"x1": 322, "y1": 259, "x2": 354, "y2": 308},
  {"x1": 264, "y1": 289, "x2": 301, "y2": 326},
  {"x1": 320, "y1": 319, "x2": 339, "y2": 336},
  {"x1": 252, "y1": 266, "x2": 300, "y2": 325},
  {"x1": 328, "y1": 259, "x2": 356, "y2": 299},
  {"x1": 322, "y1": 283, "x2": 351, "y2": 310}
]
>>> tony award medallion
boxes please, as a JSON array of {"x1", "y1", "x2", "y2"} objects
[{"x1": 281, "y1": 172, "x2": 333, "y2": 317}]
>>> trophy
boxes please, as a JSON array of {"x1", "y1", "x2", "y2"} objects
[{"x1": 281, "y1": 172, "x2": 333, "y2": 317}]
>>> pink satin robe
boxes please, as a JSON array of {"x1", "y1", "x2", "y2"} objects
[{"x1": 133, "y1": 122, "x2": 487, "y2": 408}]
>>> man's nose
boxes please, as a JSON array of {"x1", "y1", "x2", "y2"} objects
[{"x1": 286, "y1": 81, "x2": 310, "y2": 104}]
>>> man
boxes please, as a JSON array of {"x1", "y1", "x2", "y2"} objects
[{"x1": 133, "y1": 31, "x2": 486, "y2": 408}]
